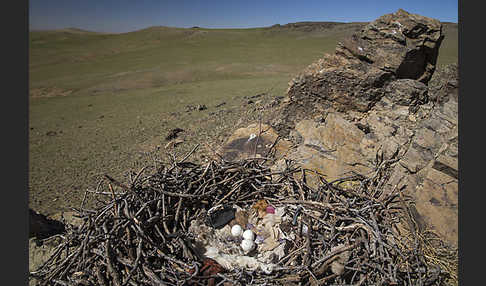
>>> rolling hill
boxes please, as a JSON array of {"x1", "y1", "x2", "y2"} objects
[{"x1": 28, "y1": 21, "x2": 458, "y2": 215}]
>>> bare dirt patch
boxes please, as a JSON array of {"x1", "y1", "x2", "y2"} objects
[{"x1": 30, "y1": 87, "x2": 74, "y2": 98}]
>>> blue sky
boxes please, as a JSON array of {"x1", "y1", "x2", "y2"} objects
[{"x1": 29, "y1": 0, "x2": 458, "y2": 33}]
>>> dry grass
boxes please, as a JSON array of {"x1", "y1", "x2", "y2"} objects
[{"x1": 395, "y1": 202, "x2": 459, "y2": 286}]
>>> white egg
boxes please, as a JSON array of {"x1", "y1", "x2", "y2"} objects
[
  {"x1": 231, "y1": 224, "x2": 243, "y2": 237},
  {"x1": 242, "y1": 229, "x2": 255, "y2": 241},
  {"x1": 241, "y1": 239, "x2": 255, "y2": 252}
]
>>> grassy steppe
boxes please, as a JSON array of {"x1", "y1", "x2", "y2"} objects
[{"x1": 29, "y1": 23, "x2": 457, "y2": 215}]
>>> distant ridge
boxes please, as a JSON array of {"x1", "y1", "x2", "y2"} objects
[
  {"x1": 29, "y1": 27, "x2": 105, "y2": 34},
  {"x1": 30, "y1": 21, "x2": 457, "y2": 35}
]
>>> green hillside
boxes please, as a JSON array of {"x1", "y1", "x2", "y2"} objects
[{"x1": 28, "y1": 23, "x2": 458, "y2": 215}]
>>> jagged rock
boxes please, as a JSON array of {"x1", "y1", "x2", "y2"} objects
[
  {"x1": 383, "y1": 63, "x2": 458, "y2": 244},
  {"x1": 384, "y1": 79, "x2": 428, "y2": 112},
  {"x1": 428, "y1": 63, "x2": 458, "y2": 104},
  {"x1": 277, "y1": 8, "x2": 454, "y2": 246},
  {"x1": 339, "y1": 9, "x2": 443, "y2": 83},
  {"x1": 277, "y1": 9, "x2": 444, "y2": 135}
]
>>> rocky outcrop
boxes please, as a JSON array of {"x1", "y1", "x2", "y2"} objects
[
  {"x1": 223, "y1": 9, "x2": 457, "y2": 246},
  {"x1": 339, "y1": 8, "x2": 443, "y2": 83},
  {"x1": 281, "y1": 66, "x2": 458, "y2": 246},
  {"x1": 273, "y1": 9, "x2": 444, "y2": 136},
  {"x1": 385, "y1": 64, "x2": 458, "y2": 244},
  {"x1": 280, "y1": 65, "x2": 458, "y2": 245}
]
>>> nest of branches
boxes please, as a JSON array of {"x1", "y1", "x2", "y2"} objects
[{"x1": 30, "y1": 147, "x2": 457, "y2": 286}]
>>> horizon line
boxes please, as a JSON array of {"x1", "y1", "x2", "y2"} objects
[{"x1": 29, "y1": 20, "x2": 458, "y2": 35}]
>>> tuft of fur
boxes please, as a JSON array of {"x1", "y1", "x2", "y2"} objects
[{"x1": 204, "y1": 247, "x2": 277, "y2": 274}]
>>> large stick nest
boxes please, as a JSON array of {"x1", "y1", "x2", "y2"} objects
[{"x1": 30, "y1": 147, "x2": 457, "y2": 286}]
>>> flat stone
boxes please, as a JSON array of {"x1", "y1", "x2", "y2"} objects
[
  {"x1": 49, "y1": 211, "x2": 84, "y2": 229},
  {"x1": 413, "y1": 169, "x2": 458, "y2": 245},
  {"x1": 287, "y1": 114, "x2": 372, "y2": 185},
  {"x1": 431, "y1": 159, "x2": 458, "y2": 180},
  {"x1": 221, "y1": 124, "x2": 291, "y2": 161},
  {"x1": 399, "y1": 147, "x2": 429, "y2": 173},
  {"x1": 414, "y1": 127, "x2": 441, "y2": 151}
]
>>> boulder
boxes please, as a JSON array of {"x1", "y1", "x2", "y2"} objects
[
  {"x1": 275, "y1": 9, "x2": 444, "y2": 135},
  {"x1": 29, "y1": 208, "x2": 65, "y2": 239},
  {"x1": 221, "y1": 123, "x2": 291, "y2": 161},
  {"x1": 339, "y1": 8, "x2": 443, "y2": 83}
]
